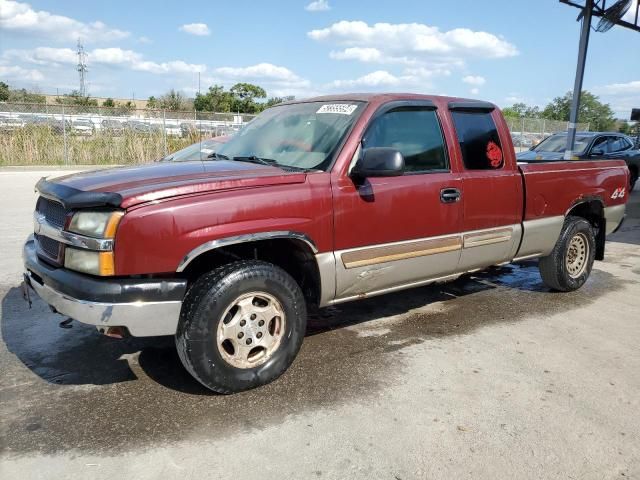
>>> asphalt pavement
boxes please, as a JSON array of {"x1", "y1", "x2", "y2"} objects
[{"x1": 0, "y1": 169, "x2": 639, "y2": 479}]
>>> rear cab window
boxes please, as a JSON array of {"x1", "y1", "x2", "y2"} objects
[{"x1": 450, "y1": 102, "x2": 504, "y2": 170}]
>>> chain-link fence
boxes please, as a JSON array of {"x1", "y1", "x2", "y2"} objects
[
  {"x1": 0, "y1": 102, "x2": 256, "y2": 166},
  {"x1": 0, "y1": 102, "x2": 591, "y2": 165},
  {"x1": 504, "y1": 116, "x2": 590, "y2": 152}
]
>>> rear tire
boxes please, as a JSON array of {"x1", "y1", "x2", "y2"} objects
[
  {"x1": 538, "y1": 216, "x2": 596, "y2": 292},
  {"x1": 176, "y1": 260, "x2": 307, "y2": 394}
]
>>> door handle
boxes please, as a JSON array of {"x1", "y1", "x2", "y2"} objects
[{"x1": 440, "y1": 188, "x2": 461, "y2": 203}]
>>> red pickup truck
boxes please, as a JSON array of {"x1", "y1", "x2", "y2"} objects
[{"x1": 23, "y1": 93, "x2": 628, "y2": 393}]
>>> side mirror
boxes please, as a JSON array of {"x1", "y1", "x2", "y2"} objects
[
  {"x1": 591, "y1": 147, "x2": 605, "y2": 156},
  {"x1": 351, "y1": 147, "x2": 404, "y2": 178}
]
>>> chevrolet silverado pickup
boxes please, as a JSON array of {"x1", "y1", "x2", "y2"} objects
[{"x1": 23, "y1": 93, "x2": 629, "y2": 393}]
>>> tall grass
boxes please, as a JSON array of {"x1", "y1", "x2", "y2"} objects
[{"x1": 0, "y1": 126, "x2": 196, "y2": 165}]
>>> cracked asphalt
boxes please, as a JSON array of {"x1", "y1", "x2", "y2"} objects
[{"x1": 1, "y1": 169, "x2": 639, "y2": 479}]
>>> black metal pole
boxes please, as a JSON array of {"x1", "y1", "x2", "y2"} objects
[{"x1": 565, "y1": 0, "x2": 594, "y2": 159}]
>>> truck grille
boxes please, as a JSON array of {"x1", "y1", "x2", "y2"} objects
[
  {"x1": 36, "y1": 197, "x2": 68, "y2": 228},
  {"x1": 35, "y1": 233, "x2": 61, "y2": 259}
]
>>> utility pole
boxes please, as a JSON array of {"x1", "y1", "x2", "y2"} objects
[
  {"x1": 76, "y1": 39, "x2": 88, "y2": 97},
  {"x1": 564, "y1": 0, "x2": 593, "y2": 160}
]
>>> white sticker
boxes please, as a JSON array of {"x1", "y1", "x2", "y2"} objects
[{"x1": 316, "y1": 104, "x2": 358, "y2": 115}]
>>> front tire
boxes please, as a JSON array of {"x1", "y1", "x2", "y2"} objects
[
  {"x1": 176, "y1": 260, "x2": 307, "y2": 394},
  {"x1": 538, "y1": 216, "x2": 596, "y2": 292}
]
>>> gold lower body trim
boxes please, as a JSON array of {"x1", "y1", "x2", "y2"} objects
[{"x1": 341, "y1": 236, "x2": 462, "y2": 269}]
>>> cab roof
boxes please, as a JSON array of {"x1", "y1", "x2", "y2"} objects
[{"x1": 284, "y1": 92, "x2": 489, "y2": 106}]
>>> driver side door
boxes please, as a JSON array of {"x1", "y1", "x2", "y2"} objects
[{"x1": 331, "y1": 102, "x2": 463, "y2": 301}]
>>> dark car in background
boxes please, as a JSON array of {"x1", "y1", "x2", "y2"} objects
[{"x1": 517, "y1": 131, "x2": 640, "y2": 190}]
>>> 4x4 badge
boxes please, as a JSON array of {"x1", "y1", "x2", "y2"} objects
[{"x1": 611, "y1": 187, "x2": 626, "y2": 199}]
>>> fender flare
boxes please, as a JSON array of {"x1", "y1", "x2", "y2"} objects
[{"x1": 176, "y1": 231, "x2": 318, "y2": 272}]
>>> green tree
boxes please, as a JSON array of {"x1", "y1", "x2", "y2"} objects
[
  {"x1": 542, "y1": 90, "x2": 615, "y2": 131},
  {"x1": 264, "y1": 95, "x2": 295, "y2": 109},
  {"x1": 7, "y1": 87, "x2": 46, "y2": 103},
  {"x1": 502, "y1": 102, "x2": 540, "y2": 118},
  {"x1": 0, "y1": 82, "x2": 9, "y2": 101},
  {"x1": 102, "y1": 98, "x2": 115, "y2": 108},
  {"x1": 230, "y1": 83, "x2": 267, "y2": 113},
  {"x1": 146, "y1": 96, "x2": 159, "y2": 109},
  {"x1": 194, "y1": 85, "x2": 234, "y2": 112},
  {"x1": 618, "y1": 121, "x2": 632, "y2": 135},
  {"x1": 158, "y1": 89, "x2": 187, "y2": 111}
]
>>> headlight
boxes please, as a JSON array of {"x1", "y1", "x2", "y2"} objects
[
  {"x1": 68, "y1": 211, "x2": 123, "y2": 238},
  {"x1": 64, "y1": 247, "x2": 115, "y2": 276}
]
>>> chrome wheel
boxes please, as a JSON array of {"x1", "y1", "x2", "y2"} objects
[
  {"x1": 565, "y1": 232, "x2": 589, "y2": 278},
  {"x1": 216, "y1": 291, "x2": 286, "y2": 369}
]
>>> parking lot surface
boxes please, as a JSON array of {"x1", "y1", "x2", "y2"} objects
[{"x1": 1, "y1": 169, "x2": 639, "y2": 479}]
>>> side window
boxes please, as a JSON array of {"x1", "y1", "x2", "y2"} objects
[
  {"x1": 451, "y1": 111, "x2": 504, "y2": 169},
  {"x1": 591, "y1": 136, "x2": 610, "y2": 154},
  {"x1": 623, "y1": 137, "x2": 634, "y2": 150},
  {"x1": 364, "y1": 108, "x2": 448, "y2": 172},
  {"x1": 610, "y1": 137, "x2": 630, "y2": 152}
]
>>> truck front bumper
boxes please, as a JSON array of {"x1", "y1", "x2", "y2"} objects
[{"x1": 23, "y1": 237, "x2": 187, "y2": 337}]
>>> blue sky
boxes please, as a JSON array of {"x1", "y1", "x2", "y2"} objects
[{"x1": 1, "y1": 0, "x2": 638, "y2": 117}]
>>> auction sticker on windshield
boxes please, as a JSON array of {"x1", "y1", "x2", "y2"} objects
[{"x1": 316, "y1": 104, "x2": 358, "y2": 115}]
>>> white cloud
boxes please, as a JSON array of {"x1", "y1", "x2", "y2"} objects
[
  {"x1": 3, "y1": 47, "x2": 76, "y2": 65},
  {"x1": 214, "y1": 63, "x2": 302, "y2": 82},
  {"x1": 179, "y1": 23, "x2": 210, "y2": 36},
  {"x1": 593, "y1": 80, "x2": 640, "y2": 118},
  {"x1": 595, "y1": 80, "x2": 640, "y2": 95},
  {"x1": 470, "y1": 88, "x2": 480, "y2": 95},
  {"x1": 329, "y1": 47, "x2": 420, "y2": 66},
  {"x1": 462, "y1": 75, "x2": 486, "y2": 86},
  {"x1": 0, "y1": 0, "x2": 129, "y2": 42},
  {"x1": 0, "y1": 64, "x2": 44, "y2": 82},
  {"x1": 504, "y1": 95, "x2": 525, "y2": 104},
  {"x1": 4, "y1": 47, "x2": 205, "y2": 75},
  {"x1": 327, "y1": 70, "x2": 403, "y2": 89},
  {"x1": 305, "y1": 0, "x2": 331, "y2": 12},
  {"x1": 138, "y1": 36, "x2": 152, "y2": 44},
  {"x1": 197, "y1": 63, "x2": 311, "y2": 98},
  {"x1": 309, "y1": 21, "x2": 519, "y2": 63}
]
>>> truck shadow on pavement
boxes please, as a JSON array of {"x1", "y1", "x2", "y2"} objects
[
  {"x1": 2, "y1": 262, "x2": 539, "y2": 391},
  {"x1": 0, "y1": 261, "x2": 633, "y2": 455}
]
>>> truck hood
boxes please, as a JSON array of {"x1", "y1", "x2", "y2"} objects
[{"x1": 41, "y1": 160, "x2": 307, "y2": 209}]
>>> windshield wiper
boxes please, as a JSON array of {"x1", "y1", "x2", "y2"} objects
[
  {"x1": 232, "y1": 155, "x2": 279, "y2": 166},
  {"x1": 232, "y1": 155, "x2": 315, "y2": 172}
]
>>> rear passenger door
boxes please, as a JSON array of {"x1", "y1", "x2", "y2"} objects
[{"x1": 448, "y1": 102, "x2": 523, "y2": 270}]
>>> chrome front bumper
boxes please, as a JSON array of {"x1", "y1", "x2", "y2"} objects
[{"x1": 23, "y1": 238, "x2": 186, "y2": 337}]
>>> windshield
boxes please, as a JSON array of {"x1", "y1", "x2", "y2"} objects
[
  {"x1": 162, "y1": 139, "x2": 225, "y2": 162},
  {"x1": 215, "y1": 101, "x2": 365, "y2": 171},
  {"x1": 533, "y1": 134, "x2": 592, "y2": 155}
]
